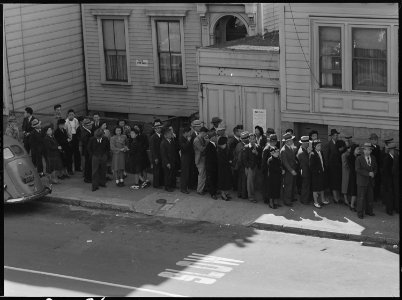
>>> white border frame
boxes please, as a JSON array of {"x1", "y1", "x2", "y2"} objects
[
  {"x1": 96, "y1": 14, "x2": 132, "y2": 85},
  {"x1": 150, "y1": 16, "x2": 187, "y2": 88}
]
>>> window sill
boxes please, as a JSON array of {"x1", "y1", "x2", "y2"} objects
[
  {"x1": 315, "y1": 88, "x2": 392, "y2": 95},
  {"x1": 154, "y1": 84, "x2": 188, "y2": 89},
  {"x1": 101, "y1": 81, "x2": 132, "y2": 86}
]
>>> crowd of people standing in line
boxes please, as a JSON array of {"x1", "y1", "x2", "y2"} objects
[{"x1": 5, "y1": 104, "x2": 399, "y2": 219}]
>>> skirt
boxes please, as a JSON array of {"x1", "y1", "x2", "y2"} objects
[
  {"x1": 46, "y1": 152, "x2": 63, "y2": 173},
  {"x1": 112, "y1": 151, "x2": 126, "y2": 171}
]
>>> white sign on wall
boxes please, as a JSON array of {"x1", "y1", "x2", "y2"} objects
[
  {"x1": 252, "y1": 109, "x2": 266, "y2": 133},
  {"x1": 136, "y1": 59, "x2": 148, "y2": 67}
]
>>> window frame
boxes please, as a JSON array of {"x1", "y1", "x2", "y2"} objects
[
  {"x1": 94, "y1": 13, "x2": 131, "y2": 85},
  {"x1": 311, "y1": 17, "x2": 398, "y2": 95},
  {"x1": 151, "y1": 16, "x2": 187, "y2": 88}
]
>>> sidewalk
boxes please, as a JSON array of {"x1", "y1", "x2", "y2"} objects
[{"x1": 40, "y1": 173, "x2": 399, "y2": 246}]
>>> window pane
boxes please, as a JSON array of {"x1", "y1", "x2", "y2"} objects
[
  {"x1": 170, "y1": 54, "x2": 183, "y2": 85},
  {"x1": 113, "y1": 20, "x2": 126, "y2": 50},
  {"x1": 102, "y1": 20, "x2": 115, "y2": 50},
  {"x1": 168, "y1": 21, "x2": 181, "y2": 52},
  {"x1": 159, "y1": 53, "x2": 171, "y2": 84},
  {"x1": 319, "y1": 27, "x2": 342, "y2": 88},
  {"x1": 157, "y1": 22, "x2": 169, "y2": 52},
  {"x1": 352, "y1": 28, "x2": 387, "y2": 92}
]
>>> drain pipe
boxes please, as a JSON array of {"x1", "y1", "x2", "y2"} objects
[{"x1": 80, "y1": 4, "x2": 89, "y2": 116}]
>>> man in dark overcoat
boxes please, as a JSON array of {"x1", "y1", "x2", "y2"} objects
[
  {"x1": 179, "y1": 127, "x2": 193, "y2": 194},
  {"x1": 22, "y1": 107, "x2": 37, "y2": 154},
  {"x1": 262, "y1": 133, "x2": 279, "y2": 204},
  {"x1": 160, "y1": 126, "x2": 177, "y2": 192},
  {"x1": 88, "y1": 129, "x2": 110, "y2": 191},
  {"x1": 382, "y1": 143, "x2": 398, "y2": 215},
  {"x1": 297, "y1": 136, "x2": 313, "y2": 205},
  {"x1": 29, "y1": 119, "x2": 45, "y2": 176},
  {"x1": 80, "y1": 118, "x2": 94, "y2": 183},
  {"x1": 355, "y1": 142, "x2": 377, "y2": 219},
  {"x1": 368, "y1": 133, "x2": 382, "y2": 202},
  {"x1": 149, "y1": 119, "x2": 164, "y2": 188},
  {"x1": 280, "y1": 132, "x2": 298, "y2": 206},
  {"x1": 205, "y1": 130, "x2": 219, "y2": 199},
  {"x1": 235, "y1": 131, "x2": 249, "y2": 199},
  {"x1": 325, "y1": 128, "x2": 342, "y2": 203},
  {"x1": 228, "y1": 125, "x2": 242, "y2": 191}
]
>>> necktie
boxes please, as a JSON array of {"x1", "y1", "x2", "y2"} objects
[
  {"x1": 367, "y1": 157, "x2": 371, "y2": 166},
  {"x1": 98, "y1": 139, "x2": 101, "y2": 143}
]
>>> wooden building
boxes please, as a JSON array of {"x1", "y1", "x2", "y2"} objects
[
  {"x1": 278, "y1": 3, "x2": 399, "y2": 144},
  {"x1": 81, "y1": 3, "x2": 274, "y2": 122},
  {"x1": 3, "y1": 4, "x2": 87, "y2": 117}
]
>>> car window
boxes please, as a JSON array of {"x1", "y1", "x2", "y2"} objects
[
  {"x1": 3, "y1": 147, "x2": 14, "y2": 159},
  {"x1": 10, "y1": 145, "x2": 24, "y2": 156}
]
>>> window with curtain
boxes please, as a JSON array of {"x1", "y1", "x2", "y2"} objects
[
  {"x1": 352, "y1": 28, "x2": 387, "y2": 92},
  {"x1": 156, "y1": 21, "x2": 183, "y2": 85},
  {"x1": 319, "y1": 26, "x2": 342, "y2": 88},
  {"x1": 102, "y1": 19, "x2": 128, "y2": 82}
]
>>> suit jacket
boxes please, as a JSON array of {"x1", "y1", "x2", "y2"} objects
[
  {"x1": 80, "y1": 127, "x2": 93, "y2": 155},
  {"x1": 309, "y1": 150, "x2": 325, "y2": 176},
  {"x1": 371, "y1": 144, "x2": 382, "y2": 168},
  {"x1": 193, "y1": 135, "x2": 207, "y2": 165},
  {"x1": 256, "y1": 135, "x2": 267, "y2": 150},
  {"x1": 233, "y1": 142, "x2": 245, "y2": 170},
  {"x1": 160, "y1": 138, "x2": 177, "y2": 168},
  {"x1": 243, "y1": 144, "x2": 260, "y2": 169},
  {"x1": 179, "y1": 135, "x2": 193, "y2": 163},
  {"x1": 91, "y1": 121, "x2": 102, "y2": 135},
  {"x1": 382, "y1": 154, "x2": 394, "y2": 183},
  {"x1": 88, "y1": 137, "x2": 110, "y2": 158},
  {"x1": 22, "y1": 116, "x2": 36, "y2": 136},
  {"x1": 54, "y1": 127, "x2": 70, "y2": 150},
  {"x1": 228, "y1": 136, "x2": 241, "y2": 164},
  {"x1": 149, "y1": 132, "x2": 162, "y2": 162},
  {"x1": 297, "y1": 147, "x2": 310, "y2": 178},
  {"x1": 280, "y1": 144, "x2": 297, "y2": 173},
  {"x1": 355, "y1": 154, "x2": 377, "y2": 187},
  {"x1": 29, "y1": 129, "x2": 45, "y2": 152},
  {"x1": 205, "y1": 142, "x2": 218, "y2": 172},
  {"x1": 325, "y1": 139, "x2": 341, "y2": 170}
]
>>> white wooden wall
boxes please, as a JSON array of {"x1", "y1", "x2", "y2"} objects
[{"x1": 3, "y1": 4, "x2": 86, "y2": 115}]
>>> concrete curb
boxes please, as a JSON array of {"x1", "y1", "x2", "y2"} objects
[
  {"x1": 40, "y1": 195, "x2": 399, "y2": 247},
  {"x1": 250, "y1": 222, "x2": 399, "y2": 246}
]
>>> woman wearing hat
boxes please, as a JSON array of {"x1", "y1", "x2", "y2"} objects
[
  {"x1": 110, "y1": 126, "x2": 128, "y2": 187},
  {"x1": 43, "y1": 125, "x2": 63, "y2": 184},
  {"x1": 5, "y1": 115, "x2": 20, "y2": 141},
  {"x1": 266, "y1": 146, "x2": 282, "y2": 208},
  {"x1": 217, "y1": 136, "x2": 232, "y2": 201},
  {"x1": 341, "y1": 142, "x2": 352, "y2": 206},
  {"x1": 309, "y1": 140, "x2": 328, "y2": 208},
  {"x1": 326, "y1": 129, "x2": 342, "y2": 204},
  {"x1": 54, "y1": 118, "x2": 72, "y2": 179},
  {"x1": 347, "y1": 144, "x2": 361, "y2": 211},
  {"x1": 280, "y1": 132, "x2": 298, "y2": 206}
]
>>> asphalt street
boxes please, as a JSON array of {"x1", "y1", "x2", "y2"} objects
[{"x1": 4, "y1": 202, "x2": 400, "y2": 297}]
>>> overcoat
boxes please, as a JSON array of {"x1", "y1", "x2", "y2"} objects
[
  {"x1": 325, "y1": 139, "x2": 342, "y2": 190},
  {"x1": 217, "y1": 147, "x2": 232, "y2": 191},
  {"x1": 309, "y1": 150, "x2": 326, "y2": 192},
  {"x1": 43, "y1": 135, "x2": 63, "y2": 172}
]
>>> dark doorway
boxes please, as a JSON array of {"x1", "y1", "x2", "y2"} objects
[
  {"x1": 214, "y1": 16, "x2": 247, "y2": 46},
  {"x1": 295, "y1": 122, "x2": 329, "y2": 146}
]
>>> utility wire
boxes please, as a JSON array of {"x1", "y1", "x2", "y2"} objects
[{"x1": 288, "y1": 3, "x2": 320, "y2": 87}]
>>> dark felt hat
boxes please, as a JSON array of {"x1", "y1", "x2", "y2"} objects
[
  {"x1": 218, "y1": 136, "x2": 228, "y2": 145},
  {"x1": 152, "y1": 119, "x2": 163, "y2": 128},
  {"x1": 268, "y1": 134, "x2": 278, "y2": 142},
  {"x1": 329, "y1": 129, "x2": 340, "y2": 136},
  {"x1": 199, "y1": 126, "x2": 208, "y2": 133},
  {"x1": 211, "y1": 117, "x2": 222, "y2": 124},
  {"x1": 282, "y1": 132, "x2": 295, "y2": 142}
]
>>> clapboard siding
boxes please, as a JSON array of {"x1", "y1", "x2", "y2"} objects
[
  {"x1": 83, "y1": 3, "x2": 201, "y2": 117},
  {"x1": 281, "y1": 2, "x2": 399, "y2": 128},
  {"x1": 3, "y1": 4, "x2": 86, "y2": 115},
  {"x1": 262, "y1": 3, "x2": 280, "y2": 32}
]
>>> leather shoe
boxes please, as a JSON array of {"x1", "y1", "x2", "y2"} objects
[
  {"x1": 197, "y1": 191, "x2": 206, "y2": 196},
  {"x1": 366, "y1": 212, "x2": 375, "y2": 216},
  {"x1": 211, "y1": 194, "x2": 218, "y2": 200},
  {"x1": 181, "y1": 190, "x2": 190, "y2": 194},
  {"x1": 99, "y1": 183, "x2": 106, "y2": 187},
  {"x1": 165, "y1": 188, "x2": 174, "y2": 192},
  {"x1": 84, "y1": 179, "x2": 92, "y2": 183},
  {"x1": 92, "y1": 187, "x2": 99, "y2": 192},
  {"x1": 358, "y1": 215, "x2": 363, "y2": 219},
  {"x1": 284, "y1": 203, "x2": 293, "y2": 207}
]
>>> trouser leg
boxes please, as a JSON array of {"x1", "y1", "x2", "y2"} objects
[{"x1": 196, "y1": 163, "x2": 206, "y2": 193}]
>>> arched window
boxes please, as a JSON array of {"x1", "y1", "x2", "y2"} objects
[{"x1": 214, "y1": 15, "x2": 247, "y2": 45}]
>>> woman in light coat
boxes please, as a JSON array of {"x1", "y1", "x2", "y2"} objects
[{"x1": 110, "y1": 126, "x2": 128, "y2": 187}]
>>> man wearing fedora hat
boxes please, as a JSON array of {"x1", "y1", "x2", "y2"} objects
[
  {"x1": 160, "y1": 126, "x2": 178, "y2": 192},
  {"x1": 355, "y1": 142, "x2": 378, "y2": 219},
  {"x1": 382, "y1": 143, "x2": 398, "y2": 215},
  {"x1": 5, "y1": 115, "x2": 20, "y2": 142},
  {"x1": 228, "y1": 125, "x2": 243, "y2": 192},
  {"x1": 193, "y1": 126, "x2": 209, "y2": 195},
  {"x1": 280, "y1": 132, "x2": 298, "y2": 206},
  {"x1": 368, "y1": 133, "x2": 382, "y2": 201},
  {"x1": 261, "y1": 133, "x2": 279, "y2": 204},
  {"x1": 210, "y1": 117, "x2": 223, "y2": 131},
  {"x1": 80, "y1": 118, "x2": 94, "y2": 183},
  {"x1": 189, "y1": 119, "x2": 203, "y2": 190},
  {"x1": 235, "y1": 131, "x2": 250, "y2": 199},
  {"x1": 325, "y1": 128, "x2": 342, "y2": 204},
  {"x1": 205, "y1": 130, "x2": 219, "y2": 199},
  {"x1": 297, "y1": 136, "x2": 313, "y2": 205},
  {"x1": 54, "y1": 118, "x2": 71, "y2": 179},
  {"x1": 149, "y1": 119, "x2": 164, "y2": 188},
  {"x1": 29, "y1": 119, "x2": 45, "y2": 176}
]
